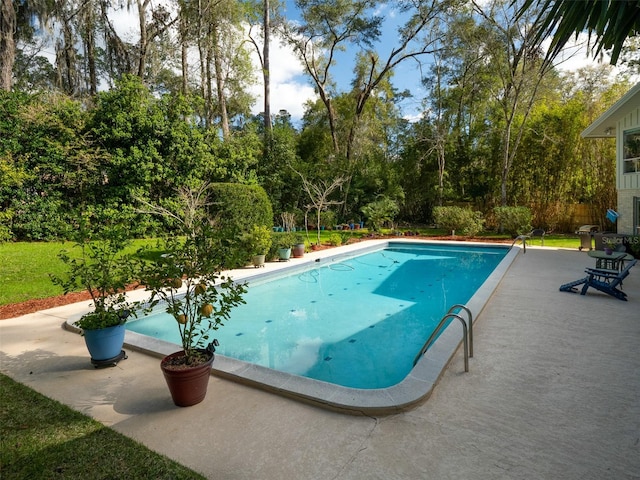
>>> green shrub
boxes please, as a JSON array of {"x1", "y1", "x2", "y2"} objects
[
  {"x1": 204, "y1": 184, "x2": 271, "y2": 268},
  {"x1": 243, "y1": 225, "x2": 273, "y2": 256},
  {"x1": 319, "y1": 210, "x2": 336, "y2": 228},
  {"x1": 433, "y1": 206, "x2": 484, "y2": 237},
  {"x1": 361, "y1": 196, "x2": 399, "y2": 231},
  {"x1": 271, "y1": 231, "x2": 295, "y2": 253},
  {"x1": 10, "y1": 196, "x2": 72, "y2": 241},
  {"x1": 328, "y1": 233, "x2": 342, "y2": 246},
  {"x1": 0, "y1": 209, "x2": 12, "y2": 242},
  {"x1": 209, "y1": 183, "x2": 273, "y2": 236},
  {"x1": 493, "y1": 206, "x2": 532, "y2": 236}
]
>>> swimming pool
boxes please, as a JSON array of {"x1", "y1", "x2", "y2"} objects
[
  {"x1": 127, "y1": 243, "x2": 506, "y2": 389},
  {"x1": 118, "y1": 239, "x2": 520, "y2": 414}
]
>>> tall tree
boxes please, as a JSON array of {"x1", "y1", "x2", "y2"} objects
[
  {"x1": 135, "y1": 0, "x2": 176, "y2": 78},
  {"x1": 191, "y1": 0, "x2": 254, "y2": 135},
  {"x1": 1, "y1": 0, "x2": 55, "y2": 91},
  {"x1": 473, "y1": 0, "x2": 554, "y2": 206},
  {"x1": 284, "y1": 0, "x2": 459, "y2": 164},
  {"x1": 246, "y1": 0, "x2": 285, "y2": 136}
]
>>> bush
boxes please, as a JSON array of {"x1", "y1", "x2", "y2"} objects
[
  {"x1": 205, "y1": 184, "x2": 272, "y2": 268},
  {"x1": 209, "y1": 183, "x2": 273, "y2": 235},
  {"x1": 433, "y1": 206, "x2": 484, "y2": 237},
  {"x1": 10, "y1": 196, "x2": 72, "y2": 241},
  {"x1": 319, "y1": 210, "x2": 336, "y2": 229},
  {"x1": 361, "y1": 196, "x2": 399, "y2": 231},
  {"x1": 493, "y1": 206, "x2": 532, "y2": 236},
  {"x1": 271, "y1": 231, "x2": 294, "y2": 250},
  {"x1": 328, "y1": 233, "x2": 342, "y2": 246},
  {"x1": 242, "y1": 225, "x2": 273, "y2": 257},
  {"x1": 0, "y1": 209, "x2": 13, "y2": 242}
]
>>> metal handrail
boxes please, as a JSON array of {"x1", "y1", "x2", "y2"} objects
[
  {"x1": 413, "y1": 313, "x2": 469, "y2": 372},
  {"x1": 510, "y1": 234, "x2": 529, "y2": 253},
  {"x1": 448, "y1": 304, "x2": 473, "y2": 357}
]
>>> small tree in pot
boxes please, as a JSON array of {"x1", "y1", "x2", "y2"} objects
[
  {"x1": 243, "y1": 224, "x2": 273, "y2": 267},
  {"x1": 51, "y1": 219, "x2": 143, "y2": 366},
  {"x1": 139, "y1": 184, "x2": 247, "y2": 406}
]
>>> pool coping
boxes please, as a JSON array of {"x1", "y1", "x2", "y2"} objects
[{"x1": 65, "y1": 238, "x2": 520, "y2": 415}]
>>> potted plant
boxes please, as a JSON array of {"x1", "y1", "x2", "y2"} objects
[
  {"x1": 51, "y1": 223, "x2": 143, "y2": 367},
  {"x1": 140, "y1": 184, "x2": 247, "y2": 407},
  {"x1": 274, "y1": 231, "x2": 294, "y2": 261},
  {"x1": 244, "y1": 225, "x2": 272, "y2": 267},
  {"x1": 292, "y1": 233, "x2": 306, "y2": 258}
]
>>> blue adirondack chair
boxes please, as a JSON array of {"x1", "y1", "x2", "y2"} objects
[{"x1": 559, "y1": 259, "x2": 637, "y2": 301}]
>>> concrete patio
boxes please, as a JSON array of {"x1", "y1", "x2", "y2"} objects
[{"x1": 1, "y1": 246, "x2": 639, "y2": 479}]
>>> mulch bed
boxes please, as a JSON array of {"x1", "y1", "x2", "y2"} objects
[
  {"x1": 0, "y1": 291, "x2": 93, "y2": 320},
  {"x1": 0, "y1": 235, "x2": 511, "y2": 320}
]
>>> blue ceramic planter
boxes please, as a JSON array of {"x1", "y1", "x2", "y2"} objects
[{"x1": 83, "y1": 324, "x2": 126, "y2": 361}]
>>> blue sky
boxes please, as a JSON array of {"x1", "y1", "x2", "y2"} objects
[{"x1": 263, "y1": 1, "x2": 428, "y2": 122}]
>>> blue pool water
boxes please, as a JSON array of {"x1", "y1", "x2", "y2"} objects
[{"x1": 127, "y1": 243, "x2": 507, "y2": 389}]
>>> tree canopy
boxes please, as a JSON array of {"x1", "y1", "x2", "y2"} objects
[{"x1": 0, "y1": 0, "x2": 632, "y2": 241}]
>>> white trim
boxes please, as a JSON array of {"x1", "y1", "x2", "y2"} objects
[{"x1": 582, "y1": 82, "x2": 640, "y2": 138}]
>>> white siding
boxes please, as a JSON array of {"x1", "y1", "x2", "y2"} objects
[
  {"x1": 618, "y1": 107, "x2": 640, "y2": 191},
  {"x1": 616, "y1": 107, "x2": 640, "y2": 233}
]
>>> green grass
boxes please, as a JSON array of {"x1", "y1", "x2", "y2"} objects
[
  {"x1": 0, "y1": 373, "x2": 206, "y2": 480},
  {"x1": 0, "y1": 239, "x2": 153, "y2": 306},
  {"x1": 0, "y1": 232, "x2": 580, "y2": 306}
]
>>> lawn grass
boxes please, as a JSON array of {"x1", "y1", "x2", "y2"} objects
[
  {"x1": 0, "y1": 373, "x2": 206, "y2": 480},
  {"x1": 0, "y1": 239, "x2": 152, "y2": 306},
  {"x1": 0, "y1": 232, "x2": 581, "y2": 306}
]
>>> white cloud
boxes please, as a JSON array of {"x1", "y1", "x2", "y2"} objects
[
  {"x1": 549, "y1": 33, "x2": 639, "y2": 82},
  {"x1": 248, "y1": 37, "x2": 317, "y2": 122},
  {"x1": 109, "y1": 6, "x2": 140, "y2": 42}
]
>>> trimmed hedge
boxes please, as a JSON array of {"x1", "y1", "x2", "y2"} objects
[
  {"x1": 209, "y1": 183, "x2": 273, "y2": 233},
  {"x1": 208, "y1": 183, "x2": 273, "y2": 267}
]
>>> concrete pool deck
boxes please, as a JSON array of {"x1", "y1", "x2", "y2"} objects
[{"x1": 1, "y1": 245, "x2": 639, "y2": 479}]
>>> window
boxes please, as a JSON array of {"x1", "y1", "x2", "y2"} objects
[{"x1": 623, "y1": 128, "x2": 640, "y2": 173}]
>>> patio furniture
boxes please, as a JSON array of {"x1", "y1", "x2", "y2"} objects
[
  {"x1": 587, "y1": 250, "x2": 634, "y2": 271},
  {"x1": 559, "y1": 259, "x2": 637, "y2": 301},
  {"x1": 528, "y1": 228, "x2": 545, "y2": 246}
]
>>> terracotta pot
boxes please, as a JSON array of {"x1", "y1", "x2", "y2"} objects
[
  {"x1": 292, "y1": 243, "x2": 305, "y2": 258},
  {"x1": 161, "y1": 350, "x2": 214, "y2": 407}
]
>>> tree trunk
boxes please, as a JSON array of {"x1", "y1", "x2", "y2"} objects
[
  {"x1": 0, "y1": 0, "x2": 16, "y2": 91},
  {"x1": 212, "y1": 23, "x2": 230, "y2": 138},
  {"x1": 137, "y1": 0, "x2": 149, "y2": 78},
  {"x1": 83, "y1": 4, "x2": 97, "y2": 96},
  {"x1": 263, "y1": 0, "x2": 272, "y2": 134},
  {"x1": 180, "y1": 12, "x2": 188, "y2": 93}
]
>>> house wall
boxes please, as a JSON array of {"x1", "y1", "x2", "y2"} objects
[{"x1": 616, "y1": 107, "x2": 640, "y2": 234}]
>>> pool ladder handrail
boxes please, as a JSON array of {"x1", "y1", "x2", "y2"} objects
[
  {"x1": 511, "y1": 235, "x2": 528, "y2": 253},
  {"x1": 413, "y1": 304, "x2": 473, "y2": 372}
]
